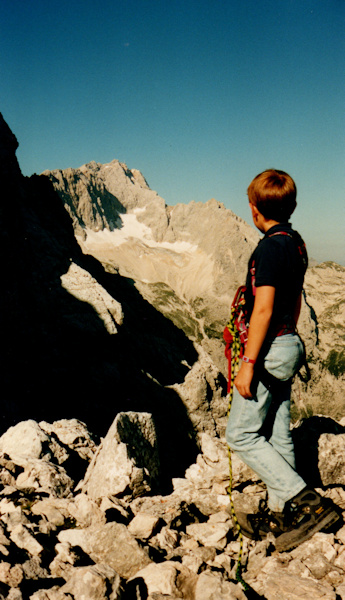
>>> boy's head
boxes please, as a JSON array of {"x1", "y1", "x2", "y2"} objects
[{"x1": 247, "y1": 169, "x2": 297, "y2": 223}]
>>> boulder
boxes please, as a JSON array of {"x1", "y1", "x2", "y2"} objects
[
  {"x1": 15, "y1": 458, "x2": 73, "y2": 498},
  {"x1": 127, "y1": 513, "x2": 160, "y2": 540},
  {"x1": 66, "y1": 493, "x2": 106, "y2": 527},
  {"x1": 0, "y1": 421, "x2": 50, "y2": 461},
  {"x1": 9, "y1": 524, "x2": 44, "y2": 556},
  {"x1": 60, "y1": 563, "x2": 123, "y2": 599},
  {"x1": 194, "y1": 570, "x2": 246, "y2": 600},
  {"x1": 260, "y1": 569, "x2": 336, "y2": 600},
  {"x1": 79, "y1": 412, "x2": 160, "y2": 500},
  {"x1": 185, "y1": 520, "x2": 230, "y2": 550},
  {"x1": 319, "y1": 433, "x2": 345, "y2": 485},
  {"x1": 49, "y1": 543, "x2": 85, "y2": 580},
  {"x1": 58, "y1": 522, "x2": 152, "y2": 579},
  {"x1": 0, "y1": 563, "x2": 23, "y2": 588},
  {"x1": 128, "y1": 561, "x2": 197, "y2": 598},
  {"x1": 39, "y1": 419, "x2": 97, "y2": 461}
]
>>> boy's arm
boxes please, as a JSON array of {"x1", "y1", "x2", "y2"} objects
[{"x1": 234, "y1": 285, "x2": 275, "y2": 399}]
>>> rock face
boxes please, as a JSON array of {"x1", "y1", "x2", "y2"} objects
[
  {"x1": 0, "y1": 415, "x2": 344, "y2": 599},
  {"x1": 43, "y1": 158, "x2": 345, "y2": 420},
  {"x1": 78, "y1": 411, "x2": 161, "y2": 499}
]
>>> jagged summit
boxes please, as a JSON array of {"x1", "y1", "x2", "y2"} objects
[{"x1": 42, "y1": 159, "x2": 163, "y2": 236}]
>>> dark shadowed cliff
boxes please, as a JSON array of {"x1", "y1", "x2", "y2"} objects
[{"x1": 0, "y1": 114, "x2": 215, "y2": 486}]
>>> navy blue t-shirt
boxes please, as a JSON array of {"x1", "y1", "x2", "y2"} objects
[{"x1": 244, "y1": 223, "x2": 308, "y2": 330}]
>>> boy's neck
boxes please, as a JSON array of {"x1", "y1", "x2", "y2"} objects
[
  {"x1": 253, "y1": 212, "x2": 280, "y2": 234},
  {"x1": 250, "y1": 203, "x2": 281, "y2": 233},
  {"x1": 261, "y1": 219, "x2": 281, "y2": 233}
]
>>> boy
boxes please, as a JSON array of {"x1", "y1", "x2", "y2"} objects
[{"x1": 226, "y1": 169, "x2": 340, "y2": 552}]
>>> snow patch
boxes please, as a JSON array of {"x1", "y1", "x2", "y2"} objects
[{"x1": 83, "y1": 213, "x2": 197, "y2": 253}]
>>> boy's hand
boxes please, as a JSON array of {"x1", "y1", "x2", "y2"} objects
[
  {"x1": 234, "y1": 363, "x2": 255, "y2": 399},
  {"x1": 234, "y1": 285, "x2": 275, "y2": 399}
]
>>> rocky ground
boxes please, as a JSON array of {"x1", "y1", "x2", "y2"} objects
[{"x1": 0, "y1": 413, "x2": 345, "y2": 600}]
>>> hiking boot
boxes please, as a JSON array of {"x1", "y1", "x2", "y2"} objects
[
  {"x1": 275, "y1": 487, "x2": 342, "y2": 552},
  {"x1": 235, "y1": 499, "x2": 287, "y2": 541}
]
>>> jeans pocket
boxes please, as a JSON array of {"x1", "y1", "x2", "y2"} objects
[{"x1": 264, "y1": 336, "x2": 304, "y2": 381}]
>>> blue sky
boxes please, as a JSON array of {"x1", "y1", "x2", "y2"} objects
[{"x1": 2, "y1": 0, "x2": 344, "y2": 264}]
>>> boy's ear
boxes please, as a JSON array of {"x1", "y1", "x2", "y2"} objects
[{"x1": 250, "y1": 203, "x2": 259, "y2": 219}]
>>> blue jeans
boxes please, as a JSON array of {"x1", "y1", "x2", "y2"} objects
[{"x1": 226, "y1": 333, "x2": 306, "y2": 512}]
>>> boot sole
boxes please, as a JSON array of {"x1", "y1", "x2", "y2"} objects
[{"x1": 275, "y1": 509, "x2": 341, "y2": 552}]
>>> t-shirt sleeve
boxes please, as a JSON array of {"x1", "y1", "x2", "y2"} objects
[{"x1": 254, "y1": 238, "x2": 285, "y2": 288}]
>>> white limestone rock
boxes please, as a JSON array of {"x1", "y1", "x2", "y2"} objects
[
  {"x1": 127, "y1": 513, "x2": 160, "y2": 540},
  {"x1": 290, "y1": 532, "x2": 337, "y2": 562},
  {"x1": 0, "y1": 419, "x2": 96, "y2": 479},
  {"x1": 79, "y1": 412, "x2": 160, "y2": 500},
  {"x1": 7, "y1": 590, "x2": 23, "y2": 600},
  {"x1": 22, "y1": 557, "x2": 49, "y2": 583},
  {"x1": 170, "y1": 348, "x2": 225, "y2": 434},
  {"x1": 10, "y1": 524, "x2": 44, "y2": 557},
  {"x1": 49, "y1": 543, "x2": 83, "y2": 580},
  {"x1": 58, "y1": 522, "x2": 152, "y2": 579},
  {"x1": 0, "y1": 420, "x2": 50, "y2": 461},
  {"x1": 60, "y1": 262, "x2": 123, "y2": 335},
  {"x1": 128, "y1": 561, "x2": 197, "y2": 599},
  {"x1": 98, "y1": 496, "x2": 130, "y2": 523},
  {"x1": 0, "y1": 563, "x2": 23, "y2": 588},
  {"x1": 194, "y1": 570, "x2": 246, "y2": 600},
  {"x1": 15, "y1": 458, "x2": 73, "y2": 498},
  {"x1": 60, "y1": 563, "x2": 123, "y2": 599},
  {"x1": 66, "y1": 493, "x2": 106, "y2": 528},
  {"x1": 39, "y1": 419, "x2": 97, "y2": 461},
  {"x1": 260, "y1": 569, "x2": 336, "y2": 600},
  {"x1": 336, "y1": 583, "x2": 345, "y2": 600},
  {"x1": 185, "y1": 521, "x2": 230, "y2": 550},
  {"x1": 319, "y1": 433, "x2": 345, "y2": 485},
  {"x1": 149, "y1": 526, "x2": 179, "y2": 553},
  {"x1": 130, "y1": 493, "x2": 186, "y2": 525},
  {"x1": 31, "y1": 498, "x2": 69, "y2": 528}
]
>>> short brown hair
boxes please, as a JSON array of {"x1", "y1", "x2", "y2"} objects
[{"x1": 247, "y1": 169, "x2": 297, "y2": 222}]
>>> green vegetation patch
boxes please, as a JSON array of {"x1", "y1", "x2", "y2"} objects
[{"x1": 323, "y1": 349, "x2": 345, "y2": 378}]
